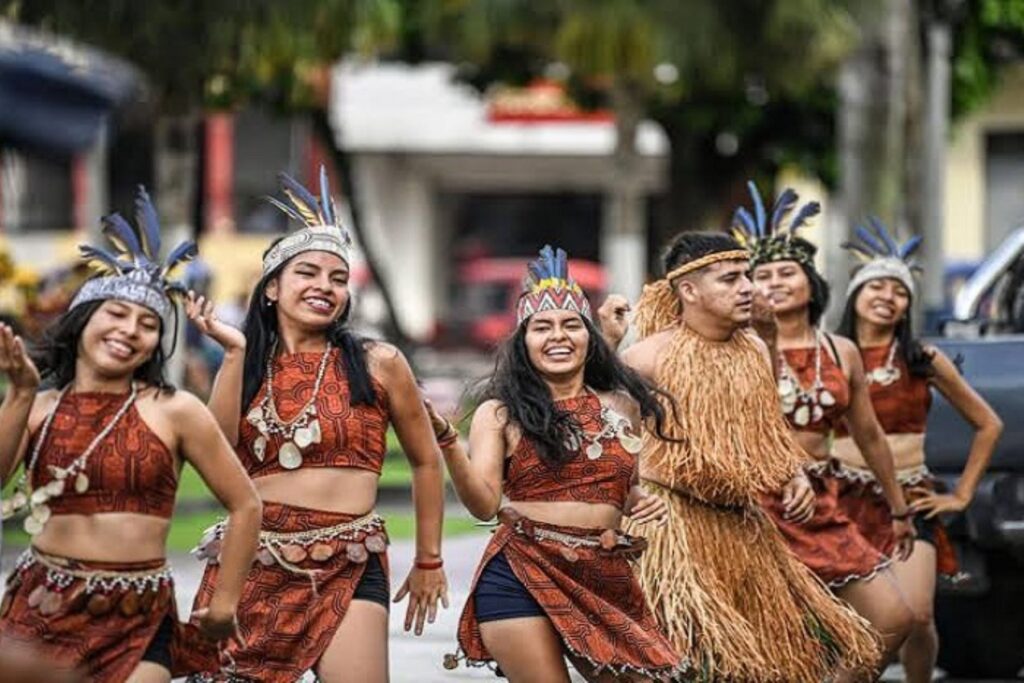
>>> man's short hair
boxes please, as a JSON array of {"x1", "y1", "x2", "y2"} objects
[{"x1": 661, "y1": 232, "x2": 745, "y2": 279}]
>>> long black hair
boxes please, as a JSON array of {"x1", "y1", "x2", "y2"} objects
[
  {"x1": 481, "y1": 315, "x2": 675, "y2": 468},
  {"x1": 32, "y1": 300, "x2": 173, "y2": 392},
  {"x1": 240, "y1": 241, "x2": 377, "y2": 411},
  {"x1": 836, "y1": 282, "x2": 934, "y2": 377}
]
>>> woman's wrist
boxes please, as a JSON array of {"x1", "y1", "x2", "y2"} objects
[
  {"x1": 414, "y1": 557, "x2": 444, "y2": 570},
  {"x1": 890, "y1": 507, "x2": 913, "y2": 520}
]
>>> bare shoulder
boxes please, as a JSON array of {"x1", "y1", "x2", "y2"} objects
[
  {"x1": 826, "y1": 333, "x2": 861, "y2": 366},
  {"x1": 365, "y1": 341, "x2": 408, "y2": 377},
  {"x1": 473, "y1": 399, "x2": 509, "y2": 429},
  {"x1": 622, "y1": 329, "x2": 675, "y2": 380},
  {"x1": 148, "y1": 387, "x2": 207, "y2": 419}
]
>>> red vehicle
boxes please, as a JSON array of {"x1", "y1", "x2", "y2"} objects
[{"x1": 445, "y1": 257, "x2": 607, "y2": 349}]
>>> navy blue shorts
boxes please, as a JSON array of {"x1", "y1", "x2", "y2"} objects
[
  {"x1": 473, "y1": 552, "x2": 544, "y2": 623},
  {"x1": 352, "y1": 553, "x2": 390, "y2": 609}
]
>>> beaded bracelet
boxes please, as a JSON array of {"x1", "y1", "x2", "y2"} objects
[
  {"x1": 435, "y1": 421, "x2": 459, "y2": 449},
  {"x1": 891, "y1": 509, "x2": 915, "y2": 521}
]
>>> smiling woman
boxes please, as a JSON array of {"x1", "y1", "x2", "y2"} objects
[{"x1": 0, "y1": 187, "x2": 262, "y2": 683}]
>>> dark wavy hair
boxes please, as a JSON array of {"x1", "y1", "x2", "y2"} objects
[
  {"x1": 32, "y1": 300, "x2": 173, "y2": 392},
  {"x1": 662, "y1": 231, "x2": 744, "y2": 274},
  {"x1": 481, "y1": 315, "x2": 676, "y2": 468},
  {"x1": 240, "y1": 240, "x2": 377, "y2": 411},
  {"x1": 835, "y1": 282, "x2": 935, "y2": 377}
]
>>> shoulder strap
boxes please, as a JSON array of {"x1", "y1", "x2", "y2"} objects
[{"x1": 823, "y1": 332, "x2": 843, "y2": 372}]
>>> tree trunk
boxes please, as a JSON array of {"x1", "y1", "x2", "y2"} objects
[{"x1": 310, "y1": 109, "x2": 410, "y2": 350}]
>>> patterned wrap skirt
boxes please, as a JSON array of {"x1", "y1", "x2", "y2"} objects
[
  {"x1": 176, "y1": 501, "x2": 389, "y2": 682},
  {"x1": 451, "y1": 507, "x2": 685, "y2": 681},
  {"x1": 763, "y1": 460, "x2": 891, "y2": 588},
  {"x1": 0, "y1": 547, "x2": 181, "y2": 682},
  {"x1": 834, "y1": 466, "x2": 960, "y2": 578}
]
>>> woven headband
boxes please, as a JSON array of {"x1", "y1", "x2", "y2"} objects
[{"x1": 665, "y1": 249, "x2": 751, "y2": 281}]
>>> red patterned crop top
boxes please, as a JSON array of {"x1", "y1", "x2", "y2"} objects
[
  {"x1": 238, "y1": 349, "x2": 391, "y2": 478},
  {"x1": 28, "y1": 392, "x2": 178, "y2": 518},
  {"x1": 780, "y1": 342, "x2": 851, "y2": 434},
  {"x1": 835, "y1": 345, "x2": 931, "y2": 438},
  {"x1": 503, "y1": 393, "x2": 636, "y2": 509}
]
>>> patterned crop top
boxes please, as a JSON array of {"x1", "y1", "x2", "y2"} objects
[
  {"x1": 504, "y1": 393, "x2": 636, "y2": 509},
  {"x1": 780, "y1": 341, "x2": 851, "y2": 434},
  {"x1": 28, "y1": 392, "x2": 178, "y2": 518},
  {"x1": 835, "y1": 345, "x2": 931, "y2": 438},
  {"x1": 238, "y1": 349, "x2": 391, "y2": 478}
]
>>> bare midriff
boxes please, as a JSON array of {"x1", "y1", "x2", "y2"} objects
[
  {"x1": 505, "y1": 500, "x2": 623, "y2": 531},
  {"x1": 32, "y1": 513, "x2": 171, "y2": 563},
  {"x1": 253, "y1": 466, "x2": 381, "y2": 514},
  {"x1": 832, "y1": 433, "x2": 926, "y2": 474}
]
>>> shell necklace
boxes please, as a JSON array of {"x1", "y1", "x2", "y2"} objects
[
  {"x1": 777, "y1": 329, "x2": 836, "y2": 427},
  {"x1": 866, "y1": 340, "x2": 901, "y2": 386},
  {"x1": 246, "y1": 341, "x2": 332, "y2": 470},
  {"x1": 562, "y1": 388, "x2": 644, "y2": 459},
  {"x1": 1, "y1": 383, "x2": 138, "y2": 535}
]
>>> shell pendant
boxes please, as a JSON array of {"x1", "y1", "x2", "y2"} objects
[
  {"x1": 253, "y1": 436, "x2": 267, "y2": 462},
  {"x1": 793, "y1": 404, "x2": 811, "y2": 427},
  {"x1": 619, "y1": 432, "x2": 643, "y2": 455},
  {"x1": 74, "y1": 472, "x2": 90, "y2": 494},
  {"x1": 293, "y1": 426, "x2": 313, "y2": 449},
  {"x1": 279, "y1": 441, "x2": 304, "y2": 470},
  {"x1": 585, "y1": 441, "x2": 604, "y2": 460},
  {"x1": 818, "y1": 390, "x2": 836, "y2": 407}
]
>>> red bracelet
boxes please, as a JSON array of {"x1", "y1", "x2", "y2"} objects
[{"x1": 415, "y1": 558, "x2": 444, "y2": 570}]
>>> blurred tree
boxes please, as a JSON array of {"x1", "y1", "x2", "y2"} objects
[{"x1": 3, "y1": 0, "x2": 412, "y2": 342}]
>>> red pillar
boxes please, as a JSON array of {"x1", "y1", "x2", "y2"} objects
[
  {"x1": 71, "y1": 153, "x2": 89, "y2": 235},
  {"x1": 204, "y1": 112, "x2": 235, "y2": 234}
]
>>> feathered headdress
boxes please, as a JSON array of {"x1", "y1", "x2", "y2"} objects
[
  {"x1": 516, "y1": 245, "x2": 592, "y2": 325},
  {"x1": 263, "y1": 165, "x2": 352, "y2": 275},
  {"x1": 843, "y1": 216, "x2": 922, "y2": 298},
  {"x1": 731, "y1": 181, "x2": 820, "y2": 268},
  {"x1": 70, "y1": 185, "x2": 197, "y2": 322}
]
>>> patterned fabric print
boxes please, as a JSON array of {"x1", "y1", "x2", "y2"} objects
[
  {"x1": 781, "y1": 345, "x2": 850, "y2": 433},
  {"x1": 504, "y1": 395, "x2": 635, "y2": 509},
  {"x1": 176, "y1": 502, "x2": 389, "y2": 682},
  {"x1": 0, "y1": 551, "x2": 182, "y2": 682},
  {"x1": 837, "y1": 477, "x2": 960, "y2": 577},
  {"x1": 28, "y1": 392, "x2": 177, "y2": 518},
  {"x1": 763, "y1": 466, "x2": 889, "y2": 587},
  {"x1": 456, "y1": 516, "x2": 684, "y2": 680},
  {"x1": 238, "y1": 349, "x2": 390, "y2": 478},
  {"x1": 835, "y1": 346, "x2": 931, "y2": 437}
]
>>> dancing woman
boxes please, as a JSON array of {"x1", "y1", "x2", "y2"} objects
[
  {"x1": 0, "y1": 188, "x2": 261, "y2": 682},
  {"x1": 433, "y1": 246, "x2": 682, "y2": 682},
  {"x1": 834, "y1": 222, "x2": 1002, "y2": 683},
  {"x1": 181, "y1": 168, "x2": 448, "y2": 682},
  {"x1": 736, "y1": 183, "x2": 917, "y2": 666}
]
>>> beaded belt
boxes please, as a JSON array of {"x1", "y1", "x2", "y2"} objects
[
  {"x1": 193, "y1": 512, "x2": 387, "y2": 574},
  {"x1": 497, "y1": 507, "x2": 645, "y2": 561},
  {"x1": 2, "y1": 548, "x2": 171, "y2": 619}
]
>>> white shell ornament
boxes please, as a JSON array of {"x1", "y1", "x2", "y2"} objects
[
  {"x1": 585, "y1": 442, "x2": 604, "y2": 460},
  {"x1": 818, "y1": 390, "x2": 836, "y2": 407},
  {"x1": 74, "y1": 473, "x2": 90, "y2": 494},
  {"x1": 279, "y1": 442, "x2": 304, "y2": 470},
  {"x1": 309, "y1": 419, "x2": 322, "y2": 444},
  {"x1": 253, "y1": 436, "x2": 267, "y2": 462},
  {"x1": 23, "y1": 515, "x2": 44, "y2": 535},
  {"x1": 619, "y1": 433, "x2": 644, "y2": 455},
  {"x1": 793, "y1": 405, "x2": 810, "y2": 427},
  {"x1": 293, "y1": 427, "x2": 313, "y2": 449}
]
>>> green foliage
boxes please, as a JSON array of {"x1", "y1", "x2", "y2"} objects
[{"x1": 952, "y1": 0, "x2": 1024, "y2": 118}]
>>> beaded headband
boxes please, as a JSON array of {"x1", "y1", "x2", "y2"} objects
[
  {"x1": 516, "y1": 245, "x2": 593, "y2": 325},
  {"x1": 70, "y1": 185, "x2": 197, "y2": 322},
  {"x1": 731, "y1": 181, "x2": 820, "y2": 268},
  {"x1": 843, "y1": 216, "x2": 922, "y2": 298},
  {"x1": 263, "y1": 165, "x2": 352, "y2": 275}
]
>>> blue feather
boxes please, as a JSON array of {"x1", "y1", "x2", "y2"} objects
[
  {"x1": 79, "y1": 245, "x2": 129, "y2": 273},
  {"x1": 164, "y1": 241, "x2": 198, "y2": 274},
  {"x1": 555, "y1": 247, "x2": 568, "y2": 280},
  {"x1": 747, "y1": 181, "x2": 766, "y2": 236},
  {"x1": 101, "y1": 213, "x2": 143, "y2": 260},
  {"x1": 854, "y1": 225, "x2": 887, "y2": 255},
  {"x1": 319, "y1": 166, "x2": 334, "y2": 225},
  {"x1": 134, "y1": 186, "x2": 162, "y2": 260},
  {"x1": 841, "y1": 241, "x2": 875, "y2": 260},
  {"x1": 867, "y1": 216, "x2": 899, "y2": 255},
  {"x1": 732, "y1": 207, "x2": 757, "y2": 236},
  {"x1": 788, "y1": 201, "x2": 820, "y2": 232},
  {"x1": 899, "y1": 235, "x2": 924, "y2": 259},
  {"x1": 265, "y1": 196, "x2": 303, "y2": 223},
  {"x1": 770, "y1": 189, "x2": 798, "y2": 232},
  {"x1": 278, "y1": 172, "x2": 321, "y2": 220}
]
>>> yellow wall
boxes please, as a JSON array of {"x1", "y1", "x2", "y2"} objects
[{"x1": 945, "y1": 63, "x2": 1024, "y2": 261}]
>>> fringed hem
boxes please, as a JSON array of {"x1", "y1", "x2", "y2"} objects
[
  {"x1": 827, "y1": 556, "x2": 893, "y2": 589},
  {"x1": 828, "y1": 461, "x2": 932, "y2": 494},
  {"x1": 444, "y1": 645, "x2": 690, "y2": 682},
  {"x1": 630, "y1": 484, "x2": 882, "y2": 682}
]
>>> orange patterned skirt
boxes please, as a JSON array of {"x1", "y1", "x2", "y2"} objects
[
  {"x1": 0, "y1": 548, "x2": 181, "y2": 682},
  {"x1": 836, "y1": 472, "x2": 960, "y2": 577},
  {"x1": 451, "y1": 508, "x2": 684, "y2": 681},
  {"x1": 763, "y1": 462, "x2": 890, "y2": 588},
  {"x1": 176, "y1": 501, "x2": 389, "y2": 682}
]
